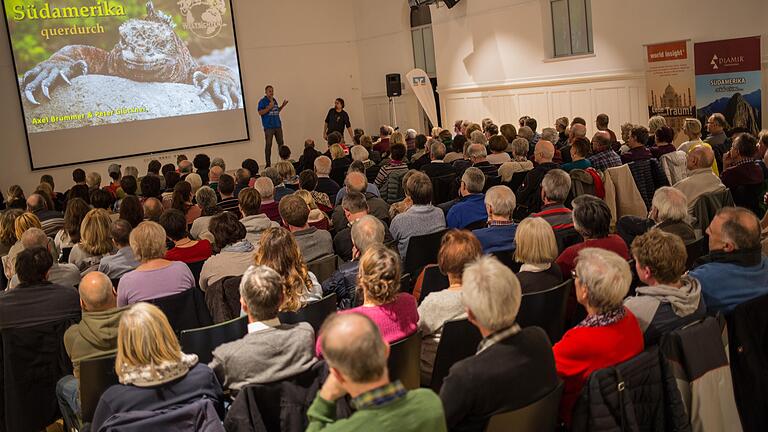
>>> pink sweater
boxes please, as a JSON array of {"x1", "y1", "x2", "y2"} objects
[{"x1": 316, "y1": 293, "x2": 419, "y2": 355}]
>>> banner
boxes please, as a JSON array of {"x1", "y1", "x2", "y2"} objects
[
  {"x1": 644, "y1": 40, "x2": 695, "y2": 144},
  {"x1": 406, "y1": 68, "x2": 439, "y2": 128},
  {"x1": 694, "y1": 36, "x2": 762, "y2": 136}
]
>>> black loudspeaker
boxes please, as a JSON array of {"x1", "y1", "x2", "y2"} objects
[
  {"x1": 386, "y1": 73, "x2": 402, "y2": 98},
  {"x1": 443, "y1": 0, "x2": 461, "y2": 8}
]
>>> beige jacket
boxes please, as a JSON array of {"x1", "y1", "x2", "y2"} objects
[
  {"x1": 673, "y1": 168, "x2": 726, "y2": 210},
  {"x1": 603, "y1": 164, "x2": 647, "y2": 229}
]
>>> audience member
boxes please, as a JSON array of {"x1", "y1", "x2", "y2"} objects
[
  {"x1": 467, "y1": 143, "x2": 499, "y2": 177},
  {"x1": 255, "y1": 227, "x2": 323, "y2": 311},
  {"x1": 90, "y1": 303, "x2": 224, "y2": 430},
  {"x1": 198, "y1": 212, "x2": 254, "y2": 291},
  {"x1": 307, "y1": 313, "x2": 447, "y2": 431},
  {"x1": 294, "y1": 189, "x2": 332, "y2": 231},
  {"x1": 314, "y1": 156, "x2": 341, "y2": 202},
  {"x1": 237, "y1": 188, "x2": 279, "y2": 246},
  {"x1": 142, "y1": 197, "x2": 164, "y2": 222},
  {"x1": 556, "y1": 195, "x2": 629, "y2": 278},
  {"x1": 375, "y1": 143, "x2": 409, "y2": 191},
  {"x1": 323, "y1": 215, "x2": 385, "y2": 309},
  {"x1": 617, "y1": 187, "x2": 696, "y2": 246},
  {"x1": 299, "y1": 170, "x2": 333, "y2": 210},
  {"x1": 624, "y1": 230, "x2": 706, "y2": 345},
  {"x1": 3, "y1": 211, "x2": 42, "y2": 279},
  {"x1": 561, "y1": 124, "x2": 586, "y2": 164},
  {"x1": 530, "y1": 169, "x2": 576, "y2": 243},
  {"x1": 279, "y1": 195, "x2": 333, "y2": 262},
  {"x1": 118, "y1": 195, "x2": 144, "y2": 228},
  {"x1": 515, "y1": 140, "x2": 558, "y2": 217},
  {"x1": 447, "y1": 167, "x2": 487, "y2": 229},
  {"x1": 5, "y1": 184, "x2": 27, "y2": 210},
  {"x1": 421, "y1": 140, "x2": 456, "y2": 178},
  {"x1": 332, "y1": 192, "x2": 392, "y2": 262},
  {"x1": 0, "y1": 209, "x2": 22, "y2": 258},
  {"x1": 588, "y1": 131, "x2": 622, "y2": 171},
  {"x1": 690, "y1": 207, "x2": 768, "y2": 313},
  {"x1": 472, "y1": 186, "x2": 517, "y2": 253},
  {"x1": 410, "y1": 134, "x2": 431, "y2": 169},
  {"x1": 57, "y1": 271, "x2": 127, "y2": 427},
  {"x1": 139, "y1": 174, "x2": 162, "y2": 201},
  {"x1": 704, "y1": 113, "x2": 729, "y2": 151},
  {"x1": 419, "y1": 231, "x2": 481, "y2": 384},
  {"x1": 514, "y1": 217, "x2": 563, "y2": 294},
  {"x1": 595, "y1": 113, "x2": 617, "y2": 144},
  {"x1": 390, "y1": 172, "x2": 447, "y2": 257},
  {"x1": 189, "y1": 186, "x2": 221, "y2": 242},
  {"x1": 332, "y1": 172, "x2": 390, "y2": 231},
  {"x1": 54, "y1": 198, "x2": 89, "y2": 252},
  {"x1": 649, "y1": 125, "x2": 677, "y2": 158},
  {"x1": 554, "y1": 248, "x2": 643, "y2": 425},
  {"x1": 440, "y1": 256, "x2": 558, "y2": 431},
  {"x1": 171, "y1": 181, "x2": 201, "y2": 226},
  {"x1": 647, "y1": 115, "x2": 667, "y2": 147},
  {"x1": 26, "y1": 192, "x2": 64, "y2": 237},
  {"x1": 160, "y1": 209, "x2": 213, "y2": 264},
  {"x1": 96, "y1": 219, "x2": 140, "y2": 280},
  {"x1": 69, "y1": 208, "x2": 115, "y2": 272},
  {"x1": 117, "y1": 221, "x2": 195, "y2": 306},
  {"x1": 678, "y1": 119, "x2": 719, "y2": 176},
  {"x1": 498, "y1": 138, "x2": 534, "y2": 185},
  {"x1": 560, "y1": 137, "x2": 592, "y2": 171},
  {"x1": 216, "y1": 174, "x2": 240, "y2": 216},
  {"x1": 86, "y1": 171, "x2": 101, "y2": 192},
  {"x1": 444, "y1": 135, "x2": 467, "y2": 164},
  {"x1": 720, "y1": 134, "x2": 764, "y2": 208},
  {"x1": 373, "y1": 125, "x2": 393, "y2": 154},
  {"x1": 210, "y1": 265, "x2": 317, "y2": 394},
  {"x1": 673, "y1": 144, "x2": 725, "y2": 207},
  {"x1": 8, "y1": 228, "x2": 81, "y2": 289},
  {"x1": 254, "y1": 176, "x2": 281, "y2": 223},
  {"x1": 264, "y1": 166, "x2": 292, "y2": 202}
]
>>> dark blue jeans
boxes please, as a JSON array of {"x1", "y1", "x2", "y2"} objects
[{"x1": 56, "y1": 374, "x2": 81, "y2": 430}]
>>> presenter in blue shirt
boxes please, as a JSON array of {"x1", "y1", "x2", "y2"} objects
[{"x1": 258, "y1": 85, "x2": 288, "y2": 167}]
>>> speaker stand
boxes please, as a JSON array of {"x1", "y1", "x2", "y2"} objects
[{"x1": 388, "y1": 97, "x2": 398, "y2": 129}]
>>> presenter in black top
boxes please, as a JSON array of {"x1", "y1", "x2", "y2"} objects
[
  {"x1": 258, "y1": 85, "x2": 288, "y2": 167},
  {"x1": 323, "y1": 98, "x2": 353, "y2": 143}
]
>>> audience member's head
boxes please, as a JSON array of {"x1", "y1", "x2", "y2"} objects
[
  {"x1": 119, "y1": 195, "x2": 144, "y2": 228},
  {"x1": 573, "y1": 248, "x2": 631, "y2": 314},
  {"x1": 460, "y1": 167, "x2": 485, "y2": 196},
  {"x1": 350, "y1": 215, "x2": 385, "y2": 258},
  {"x1": 648, "y1": 115, "x2": 667, "y2": 134},
  {"x1": 129, "y1": 221, "x2": 167, "y2": 262},
  {"x1": 209, "y1": 212, "x2": 246, "y2": 250},
  {"x1": 327, "y1": 131, "x2": 343, "y2": 146},
  {"x1": 569, "y1": 124, "x2": 587, "y2": 142},
  {"x1": 462, "y1": 256, "x2": 521, "y2": 333},
  {"x1": 120, "y1": 175, "x2": 138, "y2": 196},
  {"x1": 185, "y1": 173, "x2": 203, "y2": 194},
  {"x1": 683, "y1": 118, "x2": 702, "y2": 138},
  {"x1": 540, "y1": 127, "x2": 558, "y2": 144},
  {"x1": 239, "y1": 265, "x2": 283, "y2": 322},
  {"x1": 351, "y1": 145, "x2": 369, "y2": 162},
  {"x1": 430, "y1": 141, "x2": 446, "y2": 161},
  {"x1": 631, "y1": 230, "x2": 686, "y2": 286},
  {"x1": 654, "y1": 126, "x2": 675, "y2": 145},
  {"x1": 437, "y1": 230, "x2": 482, "y2": 285},
  {"x1": 570, "y1": 137, "x2": 591, "y2": 159},
  {"x1": 514, "y1": 217, "x2": 558, "y2": 265},
  {"x1": 649, "y1": 187, "x2": 687, "y2": 223},
  {"x1": 390, "y1": 143, "x2": 407, "y2": 162},
  {"x1": 108, "y1": 164, "x2": 122, "y2": 182},
  {"x1": 484, "y1": 185, "x2": 516, "y2": 221},
  {"x1": 591, "y1": 131, "x2": 612, "y2": 153},
  {"x1": 533, "y1": 140, "x2": 555, "y2": 163},
  {"x1": 469, "y1": 130, "x2": 487, "y2": 146},
  {"x1": 140, "y1": 175, "x2": 162, "y2": 199},
  {"x1": 415, "y1": 134, "x2": 428, "y2": 151},
  {"x1": 195, "y1": 186, "x2": 219, "y2": 216},
  {"x1": 73, "y1": 168, "x2": 86, "y2": 184},
  {"x1": 161, "y1": 163, "x2": 176, "y2": 177},
  {"x1": 193, "y1": 154, "x2": 211, "y2": 173},
  {"x1": 510, "y1": 137, "x2": 529, "y2": 159},
  {"x1": 467, "y1": 143, "x2": 488, "y2": 163},
  {"x1": 242, "y1": 158, "x2": 260, "y2": 178},
  {"x1": 79, "y1": 271, "x2": 117, "y2": 312},
  {"x1": 453, "y1": 135, "x2": 468, "y2": 154},
  {"x1": 86, "y1": 172, "x2": 102, "y2": 190},
  {"x1": 524, "y1": 117, "x2": 538, "y2": 132},
  {"x1": 142, "y1": 198, "x2": 163, "y2": 222},
  {"x1": 541, "y1": 169, "x2": 570, "y2": 204},
  {"x1": 15, "y1": 246, "x2": 52, "y2": 284},
  {"x1": 279, "y1": 195, "x2": 310, "y2": 229},
  {"x1": 164, "y1": 171, "x2": 181, "y2": 191},
  {"x1": 500, "y1": 124, "x2": 517, "y2": 142},
  {"x1": 20, "y1": 227, "x2": 50, "y2": 252},
  {"x1": 320, "y1": 313, "x2": 389, "y2": 388},
  {"x1": 254, "y1": 227, "x2": 312, "y2": 312},
  {"x1": 315, "y1": 156, "x2": 332, "y2": 176},
  {"x1": 595, "y1": 113, "x2": 610, "y2": 130},
  {"x1": 67, "y1": 184, "x2": 90, "y2": 204},
  {"x1": 405, "y1": 172, "x2": 433, "y2": 205},
  {"x1": 178, "y1": 159, "x2": 193, "y2": 174},
  {"x1": 110, "y1": 219, "x2": 133, "y2": 249},
  {"x1": 14, "y1": 212, "x2": 42, "y2": 240},
  {"x1": 344, "y1": 171, "x2": 369, "y2": 195},
  {"x1": 159, "y1": 209, "x2": 189, "y2": 242},
  {"x1": 358, "y1": 244, "x2": 401, "y2": 305},
  {"x1": 707, "y1": 207, "x2": 760, "y2": 253},
  {"x1": 0, "y1": 209, "x2": 23, "y2": 247},
  {"x1": 706, "y1": 113, "x2": 728, "y2": 134},
  {"x1": 733, "y1": 133, "x2": 758, "y2": 159},
  {"x1": 572, "y1": 195, "x2": 611, "y2": 239},
  {"x1": 329, "y1": 144, "x2": 345, "y2": 160},
  {"x1": 171, "y1": 181, "x2": 193, "y2": 212},
  {"x1": 147, "y1": 159, "x2": 162, "y2": 175},
  {"x1": 629, "y1": 126, "x2": 650, "y2": 148},
  {"x1": 686, "y1": 144, "x2": 715, "y2": 170},
  {"x1": 115, "y1": 303, "x2": 182, "y2": 382},
  {"x1": 237, "y1": 188, "x2": 262, "y2": 218},
  {"x1": 211, "y1": 157, "x2": 226, "y2": 171},
  {"x1": 253, "y1": 177, "x2": 275, "y2": 201},
  {"x1": 298, "y1": 170, "x2": 319, "y2": 192},
  {"x1": 80, "y1": 209, "x2": 114, "y2": 256},
  {"x1": 124, "y1": 166, "x2": 139, "y2": 179},
  {"x1": 208, "y1": 165, "x2": 223, "y2": 183},
  {"x1": 571, "y1": 117, "x2": 587, "y2": 127},
  {"x1": 555, "y1": 117, "x2": 569, "y2": 133},
  {"x1": 26, "y1": 193, "x2": 47, "y2": 213}
]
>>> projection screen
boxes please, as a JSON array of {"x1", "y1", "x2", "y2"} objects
[{"x1": 3, "y1": 0, "x2": 249, "y2": 169}]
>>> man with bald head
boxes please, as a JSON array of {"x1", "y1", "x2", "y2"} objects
[
  {"x1": 561, "y1": 123, "x2": 587, "y2": 164},
  {"x1": 207, "y1": 165, "x2": 224, "y2": 192},
  {"x1": 27, "y1": 192, "x2": 64, "y2": 237},
  {"x1": 515, "y1": 140, "x2": 559, "y2": 218},
  {"x1": 142, "y1": 197, "x2": 163, "y2": 222},
  {"x1": 9, "y1": 228, "x2": 80, "y2": 289},
  {"x1": 588, "y1": 131, "x2": 622, "y2": 171},
  {"x1": 690, "y1": 207, "x2": 768, "y2": 313},
  {"x1": 307, "y1": 313, "x2": 447, "y2": 431},
  {"x1": 673, "y1": 145, "x2": 725, "y2": 207},
  {"x1": 57, "y1": 271, "x2": 127, "y2": 427},
  {"x1": 331, "y1": 171, "x2": 390, "y2": 232}
]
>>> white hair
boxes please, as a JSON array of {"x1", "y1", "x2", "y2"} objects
[
  {"x1": 406, "y1": 129, "x2": 417, "y2": 140},
  {"x1": 462, "y1": 256, "x2": 522, "y2": 332},
  {"x1": 652, "y1": 186, "x2": 687, "y2": 222},
  {"x1": 467, "y1": 143, "x2": 488, "y2": 160},
  {"x1": 470, "y1": 130, "x2": 487, "y2": 145},
  {"x1": 484, "y1": 186, "x2": 516, "y2": 219},
  {"x1": 351, "y1": 145, "x2": 369, "y2": 162},
  {"x1": 462, "y1": 167, "x2": 485, "y2": 193},
  {"x1": 351, "y1": 215, "x2": 385, "y2": 253},
  {"x1": 314, "y1": 156, "x2": 332, "y2": 175},
  {"x1": 541, "y1": 169, "x2": 571, "y2": 203},
  {"x1": 253, "y1": 177, "x2": 274, "y2": 199},
  {"x1": 574, "y1": 248, "x2": 631, "y2": 313},
  {"x1": 541, "y1": 127, "x2": 558, "y2": 143}
]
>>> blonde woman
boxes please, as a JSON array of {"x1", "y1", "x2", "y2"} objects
[
  {"x1": 68, "y1": 208, "x2": 114, "y2": 271},
  {"x1": 392, "y1": 131, "x2": 406, "y2": 147},
  {"x1": 293, "y1": 189, "x2": 330, "y2": 231},
  {"x1": 515, "y1": 217, "x2": 563, "y2": 294},
  {"x1": 678, "y1": 118, "x2": 719, "y2": 175},
  {"x1": 0, "y1": 209, "x2": 22, "y2": 258},
  {"x1": 117, "y1": 221, "x2": 195, "y2": 306},
  {"x1": 255, "y1": 227, "x2": 322, "y2": 312},
  {"x1": 274, "y1": 160, "x2": 298, "y2": 186},
  {"x1": 2, "y1": 211, "x2": 40, "y2": 279},
  {"x1": 90, "y1": 303, "x2": 223, "y2": 430}
]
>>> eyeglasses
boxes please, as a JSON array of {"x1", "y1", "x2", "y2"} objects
[{"x1": 571, "y1": 269, "x2": 579, "y2": 280}]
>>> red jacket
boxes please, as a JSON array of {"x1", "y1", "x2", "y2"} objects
[{"x1": 553, "y1": 308, "x2": 644, "y2": 425}]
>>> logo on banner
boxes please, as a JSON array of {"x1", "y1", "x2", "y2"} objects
[
  {"x1": 709, "y1": 53, "x2": 746, "y2": 71},
  {"x1": 178, "y1": 0, "x2": 226, "y2": 38},
  {"x1": 412, "y1": 76, "x2": 427, "y2": 86}
]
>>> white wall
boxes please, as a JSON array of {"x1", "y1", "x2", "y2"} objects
[
  {"x1": 431, "y1": 0, "x2": 768, "y2": 136},
  {"x1": 0, "y1": 0, "x2": 365, "y2": 193}
]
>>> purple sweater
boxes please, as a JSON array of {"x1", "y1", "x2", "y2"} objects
[{"x1": 117, "y1": 261, "x2": 195, "y2": 306}]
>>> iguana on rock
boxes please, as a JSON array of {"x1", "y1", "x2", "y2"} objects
[{"x1": 21, "y1": 1, "x2": 241, "y2": 109}]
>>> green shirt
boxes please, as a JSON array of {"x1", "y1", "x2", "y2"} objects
[{"x1": 306, "y1": 382, "x2": 447, "y2": 432}]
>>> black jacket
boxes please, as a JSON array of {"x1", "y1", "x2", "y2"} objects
[
  {"x1": 439, "y1": 326, "x2": 559, "y2": 432},
  {"x1": 515, "y1": 162, "x2": 559, "y2": 217},
  {"x1": 321, "y1": 261, "x2": 360, "y2": 310},
  {"x1": 421, "y1": 161, "x2": 457, "y2": 179}
]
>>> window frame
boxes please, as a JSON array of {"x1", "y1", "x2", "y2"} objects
[{"x1": 549, "y1": 0, "x2": 593, "y2": 58}]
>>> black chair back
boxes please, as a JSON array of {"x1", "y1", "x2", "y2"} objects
[
  {"x1": 430, "y1": 319, "x2": 482, "y2": 392},
  {"x1": 279, "y1": 293, "x2": 338, "y2": 333},
  {"x1": 432, "y1": 173, "x2": 457, "y2": 205},
  {"x1": 730, "y1": 184, "x2": 762, "y2": 216},
  {"x1": 388, "y1": 332, "x2": 421, "y2": 390},
  {"x1": 492, "y1": 251, "x2": 520, "y2": 273},
  {"x1": 307, "y1": 254, "x2": 338, "y2": 285},
  {"x1": 149, "y1": 287, "x2": 213, "y2": 335},
  {"x1": 404, "y1": 229, "x2": 447, "y2": 285},
  {"x1": 484, "y1": 381, "x2": 564, "y2": 432},
  {"x1": 555, "y1": 228, "x2": 582, "y2": 254},
  {"x1": 503, "y1": 171, "x2": 528, "y2": 192},
  {"x1": 59, "y1": 246, "x2": 73, "y2": 264},
  {"x1": 366, "y1": 165, "x2": 380, "y2": 184},
  {"x1": 464, "y1": 219, "x2": 487, "y2": 231},
  {"x1": 516, "y1": 279, "x2": 572, "y2": 343},
  {"x1": 685, "y1": 237, "x2": 708, "y2": 269},
  {"x1": 483, "y1": 175, "x2": 501, "y2": 193},
  {"x1": 180, "y1": 316, "x2": 248, "y2": 364},
  {"x1": 418, "y1": 265, "x2": 450, "y2": 304},
  {"x1": 187, "y1": 260, "x2": 206, "y2": 288},
  {"x1": 80, "y1": 355, "x2": 119, "y2": 423}
]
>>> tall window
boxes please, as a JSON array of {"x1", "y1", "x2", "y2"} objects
[
  {"x1": 550, "y1": 0, "x2": 593, "y2": 57},
  {"x1": 411, "y1": 5, "x2": 436, "y2": 77}
]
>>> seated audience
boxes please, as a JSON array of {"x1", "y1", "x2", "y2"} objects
[
  {"x1": 391, "y1": 172, "x2": 447, "y2": 257},
  {"x1": 673, "y1": 144, "x2": 725, "y2": 208},
  {"x1": 332, "y1": 171, "x2": 390, "y2": 232},
  {"x1": 0, "y1": 209, "x2": 22, "y2": 258},
  {"x1": 293, "y1": 189, "x2": 331, "y2": 231},
  {"x1": 299, "y1": 169, "x2": 333, "y2": 210},
  {"x1": 255, "y1": 227, "x2": 323, "y2": 311},
  {"x1": 514, "y1": 217, "x2": 563, "y2": 294},
  {"x1": 3, "y1": 211, "x2": 42, "y2": 279},
  {"x1": 323, "y1": 215, "x2": 385, "y2": 309},
  {"x1": 486, "y1": 135, "x2": 512, "y2": 165},
  {"x1": 237, "y1": 188, "x2": 279, "y2": 246},
  {"x1": 279, "y1": 195, "x2": 333, "y2": 262},
  {"x1": 97, "y1": 219, "x2": 140, "y2": 279},
  {"x1": 472, "y1": 185, "x2": 518, "y2": 253},
  {"x1": 679, "y1": 118, "x2": 720, "y2": 175},
  {"x1": 0, "y1": 246, "x2": 80, "y2": 329},
  {"x1": 530, "y1": 169, "x2": 577, "y2": 243},
  {"x1": 554, "y1": 248, "x2": 643, "y2": 425},
  {"x1": 375, "y1": 143, "x2": 409, "y2": 191},
  {"x1": 171, "y1": 181, "x2": 201, "y2": 226},
  {"x1": 410, "y1": 134, "x2": 432, "y2": 170},
  {"x1": 210, "y1": 265, "x2": 317, "y2": 395},
  {"x1": 444, "y1": 135, "x2": 467, "y2": 164},
  {"x1": 69, "y1": 209, "x2": 115, "y2": 272},
  {"x1": 9, "y1": 228, "x2": 81, "y2": 289},
  {"x1": 254, "y1": 176, "x2": 281, "y2": 223},
  {"x1": 560, "y1": 137, "x2": 592, "y2": 172},
  {"x1": 142, "y1": 197, "x2": 163, "y2": 222},
  {"x1": 160, "y1": 209, "x2": 213, "y2": 264},
  {"x1": 329, "y1": 144, "x2": 351, "y2": 186},
  {"x1": 690, "y1": 207, "x2": 768, "y2": 313},
  {"x1": 419, "y1": 231, "x2": 481, "y2": 385},
  {"x1": 333, "y1": 192, "x2": 392, "y2": 262},
  {"x1": 308, "y1": 313, "x2": 447, "y2": 431},
  {"x1": 587, "y1": 131, "x2": 622, "y2": 172},
  {"x1": 57, "y1": 272, "x2": 127, "y2": 427},
  {"x1": 650, "y1": 125, "x2": 677, "y2": 158},
  {"x1": 216, "y1": 174, "x2": 240, "y2": 216},
  {"x1": 5, "y1": 184, "x2": 27, "y2": 210},
  {"x1": 447, "y1": 167, "x2": 487, "y2": 229},
  {"x1": 556, "y1": 195, "x2": 629, "y2": 278},
  {"x1": 498, "y1": 138, "x2": 533, "y2": 187},
  {"x1": 720, "y1": 134, "x2": 764, "y2": 208},
  {"x1": 118, "y1": 195, "x2": 144, "y2": 228},
  {"x1": 264, "y1": 166, "x2": 293, "y2": 202},
  {"x1": 26, "y1": 192, "x2": 64, "y2": 237},
  {"x1": 139, "y1": 174, "x2": 162, "y2": 202},
  {"x1": 440, "y1": 255, "x2": 559, "y2": 431},
  {"x1": 117, "y1": 222, "x2": 195, "y2": 306},
  {"x1": 625, "y1": 230, "x2": 706, "y2": 345},
  {"x1": 516, "y1": 140, "x2": 559, "y2": 217},
  {"x1": 189, "y1": 186, "x2": 222, "y2": 242},
  {"x1": 199, "y1": 212, "x2": 254, "y2": 291},
  {"x1": 335, "y1": 160, "x2": 381, "y2": 206},
  {"x1": 621, "y1": 125, "x2": 654, "y2": 163},
  {"x1": 421, "y1": 141, "x2": 456, "y2": 178},
  {"x1": 467, "y1": 143, "x2": 499, "y2": 178},
  {"x1": 91, "y1": 303, "x2": 224, "y2": 430},
  {"x1": 617, "y1": 186, "x2": 696, "y2": 246},
  {"x1": 314, "y1": 156, "x2": 341, "y2": 202}
]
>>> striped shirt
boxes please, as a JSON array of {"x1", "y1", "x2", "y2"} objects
[{"x1": 531, "y1": 204, "x2": 574, "y2": 232}]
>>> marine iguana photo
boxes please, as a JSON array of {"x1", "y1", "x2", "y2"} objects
[{"x1": 20, "y1": 1, "x2": 242, "y2": 110}]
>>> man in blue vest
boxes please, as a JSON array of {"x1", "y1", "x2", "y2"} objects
[{"x1": 258, "y1": 85, "x2": 288, "y2": 167}]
